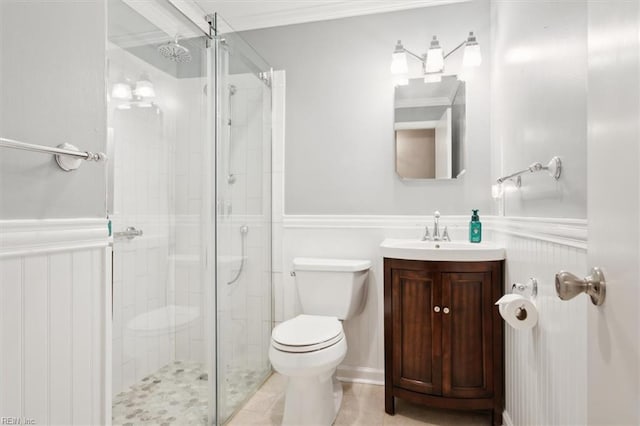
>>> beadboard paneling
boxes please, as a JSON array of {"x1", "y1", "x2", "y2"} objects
[
  {"x1": 492, "y1": 225, "x2": 587, "y2": 426},
  {"x1": 0, "y1": 220, "x2": 109, "y2": 425}
]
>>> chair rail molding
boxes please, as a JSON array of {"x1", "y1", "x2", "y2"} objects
[
  {"x1": 0, "y1": 218, "x2": 109, "y2": 258},
  {"x1": 283, "y1": 215, "x2": 587, "y2": 249}
]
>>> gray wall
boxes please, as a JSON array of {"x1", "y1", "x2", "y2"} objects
[
  {"x1": 241, "y1": 0, "x2": 492, "y2": 215},
  {"x1": 0, "y1": 1, "x2": 106, "y2": 219},
  {"x1": 490, "y1": 0, "x2": 587, "y2": 218}
]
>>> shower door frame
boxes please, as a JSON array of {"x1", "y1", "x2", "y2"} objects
[{"x1": 209, "y1": 11, "x2": 275, "y2": 424}]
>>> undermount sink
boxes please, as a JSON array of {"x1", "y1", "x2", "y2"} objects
[{"x1": 380, "y1": 238, "x2": 505, "y2": 262}]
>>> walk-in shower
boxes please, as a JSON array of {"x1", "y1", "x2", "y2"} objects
[{"x1": 107, "y1": 2, "x2": 272, "y2": 424}]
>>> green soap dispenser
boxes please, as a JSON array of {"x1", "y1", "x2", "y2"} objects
[{"x1": 469, "y1": 209, "x2": 482, "y2": 243}]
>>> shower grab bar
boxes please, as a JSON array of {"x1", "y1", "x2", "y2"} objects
[{"x1": 0, "y1": 137, "x2": 106, "y2": 171}]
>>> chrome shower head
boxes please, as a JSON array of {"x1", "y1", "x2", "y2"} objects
[{"x1": 158, "y1": 35, "x2": 192, "y2": 63}]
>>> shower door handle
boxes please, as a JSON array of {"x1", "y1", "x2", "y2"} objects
[{"x1": 114, "y1": 226, "x2": 144, "y2": 240}]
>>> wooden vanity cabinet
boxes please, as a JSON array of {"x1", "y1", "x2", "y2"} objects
[{"x1": 384, "y1": 258, "x2": 504, "y2": 426}]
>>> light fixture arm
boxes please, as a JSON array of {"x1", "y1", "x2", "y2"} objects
[
  {"x1": 402, "y1": 47, "x2": 426, "y2": 63},
  {"x1": 443, "y1": 40, "x2": 467, "y2": 60},
  {"x1": 403, "y1": 39, "x2": 468, "y2": 66}
]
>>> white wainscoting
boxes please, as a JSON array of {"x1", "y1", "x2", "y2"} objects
[
  {"x1": 0, "y1": 219, "x2": 110, "y2": 425},
  {"x1": 280, "y1": 214, "x2": 588, "y2": 425},
  {"x1": 491, "y1": 217, "x2": 588, "y2": 426}
]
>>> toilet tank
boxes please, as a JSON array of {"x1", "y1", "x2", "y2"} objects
[{"x1": 293, "y1": 257, "x2": 371, "y2": 320}]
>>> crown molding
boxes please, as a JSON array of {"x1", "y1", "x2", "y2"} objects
[{"x1": 198, "y1": 0, "x2": 470, "y2": 32}]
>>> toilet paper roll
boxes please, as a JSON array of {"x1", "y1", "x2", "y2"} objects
[{"x1": 495, "y1": 294, "x2": 538, "y2": 330}]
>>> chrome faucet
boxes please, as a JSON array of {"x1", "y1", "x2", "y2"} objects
[
  {"x1": 433, "y1": 211, "x2": 441, "y2": 241},
  {"x1": 421, "y1": 210, "x2": 451, "y2": 242}
]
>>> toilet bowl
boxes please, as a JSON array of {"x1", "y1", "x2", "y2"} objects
[
  {"x1": 269, "y1": 258, "x2": 371, "y2": 426},
  {"x1": 270, "y1": 315, "x2": 347, "y2": 425}
]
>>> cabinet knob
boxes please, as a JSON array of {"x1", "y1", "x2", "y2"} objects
[
  {"x1": 434, "y1": 306, "x2": 441, "y2": 313},
  {"x1": 443, "y1": 307, "x2": 450, "y2": 314}
]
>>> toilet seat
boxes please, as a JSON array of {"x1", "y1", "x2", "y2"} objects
[{"x1": 272, "y1": 314, "x2": 344, "y2": 353}]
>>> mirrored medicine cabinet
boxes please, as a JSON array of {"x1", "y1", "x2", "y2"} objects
[{"x1": 394, "y1": 75, "x2": 466, "y2": 180}]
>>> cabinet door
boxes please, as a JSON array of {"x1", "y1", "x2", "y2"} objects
[
  {"x1": 391, "y1": 268, "x2": 442, "y2": 395},
  {"x1": 441, "y1": 272, "x2": 494, "y2": 398}
]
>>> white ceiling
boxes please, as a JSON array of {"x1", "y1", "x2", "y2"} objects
[{"x1": 191, "y1": 0, "x2": 469, "y2": 32}]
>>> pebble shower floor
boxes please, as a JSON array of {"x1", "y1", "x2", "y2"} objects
[
  {"x1": 112, "y1": 361, "x2": 266, "y2": 425},
  {"x1": 112, "y1": 361, "x2": 208, "y2": 425}
]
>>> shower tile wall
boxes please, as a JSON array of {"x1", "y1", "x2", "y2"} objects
[
  {"x1": 217, "y1": 72, "x2": 272, "y2": 419},
  {"x1": 173, "y1": 76, "x2": 207, "y2": 365},
  {"x1": 110, "y1": 45, "x2": 207, "y2": 395},
  {"x1": 110, "y1": 44, "x2": 178, "y2": 394}
]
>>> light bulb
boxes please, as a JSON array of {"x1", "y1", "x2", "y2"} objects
[
  {"x1": 425, "y1": 36, "x2": 444, "y2": 73},
  {"x1": 463, "y1": 32, "x2": 482, "y2": 67},
  {"x1": 111, "y1": 82, "x2": 132, "y2": 100},
  {"x1": 390, "y1": 40, "x2": 408, "y2": 75},
  {"x1": 491, "y1": 183, "x2": 504, "y2": 199},
  {"x1": 134, "y1": 73, "x2": 156, "y2": 98}
]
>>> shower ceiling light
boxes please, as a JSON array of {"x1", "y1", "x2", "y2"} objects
[{"x1": 390, "y1": 31, "x2": 481, "y2": 85}]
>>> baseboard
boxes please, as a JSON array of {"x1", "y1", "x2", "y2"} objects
[
  {"x1": 336, "y1": 365, "x2": 384, "y2": 385},
  {"x1": 502, "y1": 409, "x2": 514, "y2": 426}
]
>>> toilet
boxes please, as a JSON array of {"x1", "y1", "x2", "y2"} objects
[{"x1": 269, "y1": 257, "x2": 371, "y2": 426}]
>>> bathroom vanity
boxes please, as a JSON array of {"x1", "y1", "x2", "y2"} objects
[{"x1": 381, "y1": 240, "x2": 505, "y2": 426}]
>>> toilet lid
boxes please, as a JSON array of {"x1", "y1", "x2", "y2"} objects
[{"x1": 272, "y1": 314, "x2": 343, "y2": 353}]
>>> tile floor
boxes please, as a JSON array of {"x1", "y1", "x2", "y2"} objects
[
  {"x1": 112, "y1": 361, "x2": 208, "y2": 425},
  {"x1": 227, "y1": 373, "x2": 492, "y2": 425},
  {"x1": 112, "y1": 361, "x2": 267, "y2": 426}
]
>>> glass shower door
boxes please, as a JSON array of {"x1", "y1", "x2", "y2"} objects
[
  {"x1": 213, "y1": 14, "x2": 273, "y2": 424},
  {"x1": 108, "y1": 1, "x2": 212, "y2": 424}
]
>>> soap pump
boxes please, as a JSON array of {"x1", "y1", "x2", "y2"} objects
[{"x1": 469, "y1": 209, "x2": 482, "y2": 243}]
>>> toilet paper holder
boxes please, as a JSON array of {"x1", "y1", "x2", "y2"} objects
[{"x1": 511, "y1": 277, "x2": 538, "y2": 298}]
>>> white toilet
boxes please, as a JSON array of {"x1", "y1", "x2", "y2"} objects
[{"x1": 269, "y1": 257, "x2": 371, "y2": 426}]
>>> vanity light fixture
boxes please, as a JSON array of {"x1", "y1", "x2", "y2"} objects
[
  {"x1": 111, "y1": 75, "x2": 132, "y2": 100},
  {"x1": 462, "y1": 32, "x2": 482, "y2": 66},
  {"x1": 425, "y1": 36, "x2": 444, "y2": 73},
  {"x1": 391, "y1": 31, "x2": 482, "y2": 85},
  {"x1": 112, "y1": 72, "x2": 158, "y2": 110},
  {"x1": 390, "y1": 41, "x2": 409, "y2": 75},
  {"x1": 134, "y1": 73, "x2": 156, "y2": 98}
]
